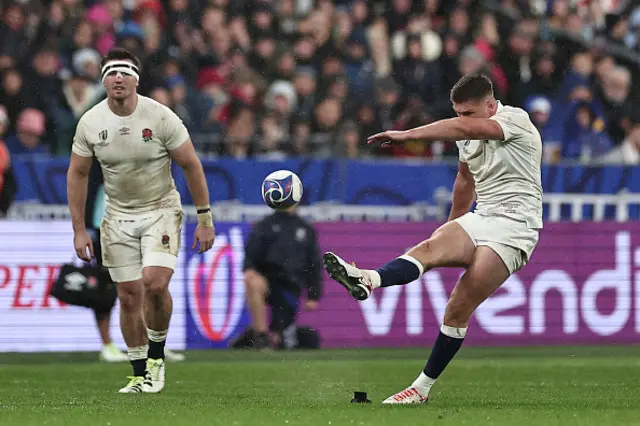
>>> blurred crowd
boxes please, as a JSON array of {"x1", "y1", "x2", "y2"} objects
[{"x1": 0, "y1": 0, "x2": 639, "y2": 165}]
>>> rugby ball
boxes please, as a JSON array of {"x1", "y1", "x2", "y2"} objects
[{"x1": 261, "y1": 170, "x2": 303, "y2": 210}]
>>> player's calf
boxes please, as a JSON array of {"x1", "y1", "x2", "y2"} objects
[
  {"x1": 143, "y1": 266, "x2": 173, "y2": 361},
  {"x1": 116, "y1": 280, "x2": 151, "y2": 392}
]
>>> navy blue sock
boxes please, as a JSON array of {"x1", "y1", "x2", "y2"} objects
[
  {"x1": 376, "y1": 257, "x2": 422, "y2": 288},
  {"x1": 148, "y1": 339, "x2": 166, "y2": 360},
  {"x1": 424, "y1": 329, "x2": 465, "y2": 379},
  {"x1": 131, "y1": 358, "x2": 147, "y2": 377}
]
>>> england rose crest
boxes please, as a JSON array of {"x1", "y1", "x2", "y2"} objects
[{"x1": 142, "y1": 128, "x2": 153, "y2": 143}]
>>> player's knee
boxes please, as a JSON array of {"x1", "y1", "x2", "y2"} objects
[
  {"x1": 142, "y1": 269, "x2": 171, "y2": 295},
  {"x1": 117, "y1": 283, "x2": 143, "y2": 311},
  {"x1": 244, "y1": 271, "x2": 267, "y2": 297},
  {"x1": 409, "y1": 238, "x2": 443, "y2": 269},
  {"x1": 144, "y1": 277, "x2": 170, "y2": 296}
]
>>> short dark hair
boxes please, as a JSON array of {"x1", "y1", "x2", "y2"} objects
[
  {"x1": 450, "y1": 74, "x2": 494, "y2": 103},
  {"x1": 100, "y1": 48, "x2": 141, "y2": 70}
]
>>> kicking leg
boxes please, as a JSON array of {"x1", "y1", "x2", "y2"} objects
[
  {"x1": 383, "y1": 246, "x2": 510, "y2": 404},
  {"x1": 142, "y1": 266, "x2": 173, "y2": 393},
  {"x1": 324, "y1": 221, "x2": 475, "y2": 300}
]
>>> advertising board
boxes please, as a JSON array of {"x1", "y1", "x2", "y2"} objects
[{"x1": 2, "y1": 220, "x2": 638, "y2": 352}]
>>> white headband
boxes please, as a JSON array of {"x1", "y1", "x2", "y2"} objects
[{"x1": 101, "y1": 60, "x2": 140, "y2": 83}]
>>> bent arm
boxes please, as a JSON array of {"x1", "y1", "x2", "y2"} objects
[
  {"x1": 67, "y1": 153, "x2": 93, "y2": 232},
  {"x1": 448, "y1": 161, "x2": 476, "y2": 221},
  {"x1": 397, "y1": 117, "x2": 505, "y2": 143}
]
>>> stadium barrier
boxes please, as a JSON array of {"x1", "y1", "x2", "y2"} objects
[
  {"x1": 0, "y1": 219, "x2": 638, "y2": 352},
  {"x1": 8, "y1": 190, "x2": 640, "y2": 222},
  {"x1": 10, "y1": 156, "x2": 640, "y2": 219}
]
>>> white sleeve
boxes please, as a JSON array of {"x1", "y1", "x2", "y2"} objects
[
  {"x1": 489, "y1": 111, "x2": 534, "y2": 142},
  {"x1": 71, "y1": 119, "x2": 94, "y2": 157},
  {"x1": 161, "y1": 106, "x2": 190, "y2": 150},
  {"x1": 455, "y1": 140, "x2": 467, "y2": 163}
]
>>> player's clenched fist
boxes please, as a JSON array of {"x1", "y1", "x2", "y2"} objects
[
  {"x1": 193, "y1": 225, "x2": 215, "y2": 253},
  {"x1": 73, "y1": 229, "x2": 94, "y2": 262}
]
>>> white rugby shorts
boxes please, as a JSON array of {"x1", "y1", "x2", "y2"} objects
[
  {"x1": 454, "y1": 212, "x2": 539, "y2": 274},
  {"x1": 100, "y1": 208, "x2": 183, "y2": 282}
]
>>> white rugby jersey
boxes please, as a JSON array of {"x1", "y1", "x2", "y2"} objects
[
  {"x1": 456, "y1": 102, "x2": 543, "y2": 229},
  {"x1": 72, "y1": 95, "x2": 189, "y2": 214}
]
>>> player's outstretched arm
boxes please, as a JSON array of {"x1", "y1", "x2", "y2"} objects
[
  {"x1": 169, "y1": 139, "x2": 215, "y2": 253},
  {"x1": 367, "y1": 117, "x2": 505, "y2": 145},
  {"x1": 447, "y1": 161, "x2": 476, "y2": 222},
  {"x1": 67, "y1": 152, "x2": 94, "y2": 261}
]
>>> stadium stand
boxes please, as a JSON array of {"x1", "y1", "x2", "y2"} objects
[{"x1": 0, "y1": 0, "x2": 638, "y2": 165}]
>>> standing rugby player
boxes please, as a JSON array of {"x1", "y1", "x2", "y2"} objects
[{"x1": 67, "y1": 48, "x2": 215, "y2": 393}]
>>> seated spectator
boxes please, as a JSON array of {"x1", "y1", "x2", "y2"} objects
[
  {"x1": 291, "y1": 115, "x2": 312, "y2": 156},
  {"x1": 256, "y1": 112, "x2": 290, "y2": 159},
  {"x1": 393, "y1": 32, "x2": 442, "y2": 104},
  {"x1": 293, "y1": 66, "x2": 316, "y2": 119},
  {"x1": 0, "y1": 68, "x2": 31, "y2": 135},
  {"x1": 224, "y1": 99, "x2": 255, "y2": 158},
  {"x1": 0, "y1": 3, "x2": 29, "y2": 71},
  {"x1": 4, "y1": 108, "x2": 49, "y2": 155},
  {"x1": 309, "y1": 97, "x2": 342, "y2": 157},
  {"x1": 193, "y1": 66, "x2": 227, "y2": 135},
  {"x1": 597, "y1": 65, "x2": 632, "y2": 145},
  {"x1": 561, "y1": 101, "x2": 613, "y2": 162},
  {"x1": 71, "y1": 49, "x2": 102, "y2": 84},
  {"x1": 52, "y1": 69, "x2": 102, "y2": 155},
  {"x1": 342, "y1": 30, "x2": 375, "y2": 98},
  {"x1": 598, "y1": 117, "x2": 640, "y2": 165},
  {"x1": 525, "y1": 96, "x2": 562, "y2": 163},
  {"x1": 512, "y1": 48, "x2": 561, "y2": 107},
  {"x1": 149, "y1": 86, "x2": 172, "y2": 106},
  {"x1": 165, "y1": 75, "x2": 194, "y2": 127},
  {"x1": 334, "y1": 119, "x2": 362, "y2": 158}
]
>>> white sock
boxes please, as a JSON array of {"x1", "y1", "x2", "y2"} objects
[
  {"x1": 367, "y1": 270, "x2": 382, "y2": 288},
  {"x1": 127, "y1": 344, "x2": 148, "y2": 361},
  {"x1": 411, "y1": 372, "x2": 436, "y2": 396},
  {"x1": 399, "y1": 255, "x2": 425, "y2": 275},
  {"x1": 441, "y1": 324, "x2": 468, "y2": 338},
  {"x1": 147, "y1": 328, "x2": 168, "y2": 342}
]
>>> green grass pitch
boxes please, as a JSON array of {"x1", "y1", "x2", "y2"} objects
[{"x1": 1, "y1": 346, "x2": 639, "y2": 426}]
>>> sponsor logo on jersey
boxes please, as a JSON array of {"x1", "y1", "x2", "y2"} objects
[{"x1": 119, "y1": 127, "x2": 130, "y2": 136}]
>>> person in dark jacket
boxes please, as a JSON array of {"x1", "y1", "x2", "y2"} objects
[{"x1": 234, "y1": 206, "x2": 322, "y2": 350}]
